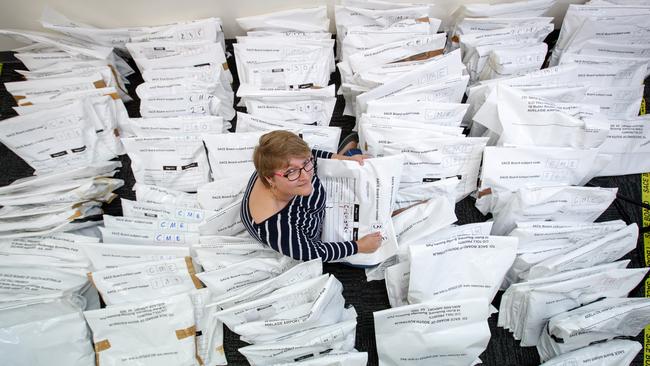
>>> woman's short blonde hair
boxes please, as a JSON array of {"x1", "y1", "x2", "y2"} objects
[{"x1": 253, "y1": 130, "x2": 311, "y2": 187}]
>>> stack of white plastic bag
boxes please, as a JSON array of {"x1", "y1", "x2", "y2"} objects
[
  {"x1": 234, "y1": 6, "x2": 341, "y2": 153},
  {"x1": 1, "y1": 28, "x2": 130, "y2": 166},
  {"x1": 447, "y1": 0, "x2": 555, "y2": 85},
  {"x1": 122, "y1": 19, "x2": 233, "y2": 153},
  {"x1": 537, "y1": 297, "x2": 650, "y2": 363},
  {"x1": 372, "y1": 203, "x2": 519, "y2": 365},
  {"x1": 336, "y1": 0, "x2": 451, "y2": 118},
  {"x1": 1, "y1": 7, "x2": 137, "y2": 102},
  {"x1": 473, "y1": 84, "x2": 622, "y2": 235},
  {"x1": 361, "y1": 167, "x2": 518, "y2": 365},
  {"x1": 0, "y1": 198, "x2": 113, "y2": 365},
  {"x1": 498, "y1": 261, "x2": 648, "y2": 351},
  {"x1": 0, "y1": 162, "x2": 123, "y2": 238},
  {"x1": 192, "y1": 232, "x2": 368, "y2": 364},
  {"x1": 118, "y1": 11, "x2": 233, "y2": 122},
  {"x1": 204, "y1": 258, "x2": 367, "y2": 365},
  {"x1": 547, "y1": 1, "x2": 650, "y2": 175},
  {"x1": 354, "y1": 45, "x2": 488, "y2": 202},
  {"x1": 83, "y1": 245, "x2": 228, "y2": 366}
]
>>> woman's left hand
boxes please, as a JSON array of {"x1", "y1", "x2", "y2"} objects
[{"x1": 333, "y1": 153, "x2": 367, "y2": 165}]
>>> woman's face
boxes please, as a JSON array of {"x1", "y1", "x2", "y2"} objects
[{"x1": 269, "y1": 156, "x2": 314, "y2": 197}]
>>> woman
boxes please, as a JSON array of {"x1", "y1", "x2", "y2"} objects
[{"x1": 241, "y1": 130, "x2": 382, "y2": 262}]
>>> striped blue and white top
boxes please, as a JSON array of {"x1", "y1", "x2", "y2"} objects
[{"x1": 241, "y1": 149, "x2": 358, "y2": 262}]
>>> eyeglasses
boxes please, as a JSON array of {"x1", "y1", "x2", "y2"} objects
[{"x1": 274, "y1": 158, "x2": 314, "y2": 181}]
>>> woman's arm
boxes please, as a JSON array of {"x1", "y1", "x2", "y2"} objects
[{"x1": 268, "y1": 229, "x2": 358, "y2": 262}]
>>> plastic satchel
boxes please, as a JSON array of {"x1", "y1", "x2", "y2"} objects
[
  {"x1": 0, "y1": 297, "x2": 95, "y2": 366},
  {"x1": 84, "y1": 293, "x2": 198, "y2": 366},
  {"x1": 89, "y1": 257, "x2": 203, "y2": 305},
  {"x1": 374, "y1": 298, "x2": 491, "y2": 366},
  {"x1": 538, "y1": 297, "x2": 650, "y2": 361},
  {"x1": 216, "y1": 274, "x2": 350, "y2": 344},
  {"x1": 236, "y1": 6, "x2": 330, "y2": 32},
  {"x1": 236, "y1": 112, "x2": 341, "y2": 153},
  {"x1": 121, "y1": 136, "x2": 211, "y2": 192},
  {"x1": 317, "y1": 155, "x2": 404, "y2": 266},
  {"x1": 0, "y1": 101, "x2": 99, "y2": 174}
]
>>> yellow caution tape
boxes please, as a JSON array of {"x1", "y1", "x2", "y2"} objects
[
  {"x1": 0, "y1": 63, "x2": 3, "y2": 76},
  {"x1": 642, "y1": 96, "x2": 648, "y2": 365},
  {"x1": 641, "y1": 98, "x2": 646, "y2": 116}
]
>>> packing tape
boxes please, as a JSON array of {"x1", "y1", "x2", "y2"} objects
[
  {"x1": 95, "y1": 339, "x2": 111, "y2": 352},
  {"x1": 175, "y1": 325, "x2": 197, "y2": 340},
  {"x1": 94, "y1": 339, "x2": 111, "y2": 366},
  {"x1": 185, "y1": 256, "x2": 205, "y2": 289}
]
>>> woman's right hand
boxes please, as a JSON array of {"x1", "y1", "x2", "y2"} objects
[{"x1": 357, "y1": 232, "x2": 382, "y2": 253}]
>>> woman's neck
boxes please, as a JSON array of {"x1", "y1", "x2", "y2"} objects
[{"x1": 269, "y1": 186, "x2": 294, "y2": 205}]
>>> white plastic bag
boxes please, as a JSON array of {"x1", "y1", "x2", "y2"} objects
[
  {"x1": 595, "y1": 115, "x2": 650, "y2": 176},
  {"x1": 348, "y1": 33, "x2": 446, "y2": 73},
  {"x1": 394, "y1": 177, "x2": 459, "y2": 210},
  {"x1": 203, "y1": 131, "x2": 265, "y2": 180},
  {"x1": 81, "y1": 243, "x2": 189, "y2": 271},
  {"x1": 103, "y1": 214, "x2": 200, "y2": 233},
  {"x1": 197, "y1": 199, "x2": 246, "y2": 237},
  {"x1": 0, "y1": 297, "x2": 94, "y2": 366},
  {"x1": 540, "y1": 339, "x2": 641, "y2": 366},
  {"x1": 134, "y1": 183, "x2": 200, "y2": 209},
  {"x1": 121, "y1": 198, "x2": 215, "y2": 222},
  {"x1": 126, "y1": 40, "x2": 227, "y2": 74},
  {"x1": 124, "y1": 116, "x2": 229, "y2": 137},
  {"x1": 244, "y1": 97, "x2": 336, "y2": 126},
  {"x1": 0, "y1": 161, "x2": 119, "y2": 195},
  {"x1": 356, "y1": 49, "x2": 464, "y2": 115},
  {"x1": 473, "y1": 85, "x2": 609, "y2": 148},
  {"x1": 188, "y1": 288, "x2": 227, "y2": 366},
  {"x1": 318, "y1": 155, "x2": 404, "y2": 266},
  {"x1": 0, "y1": 101, "x2": 98, "y2": 174},
  {"x1": 479, "y1": 42, "x2": 547, "y2": 81},
  {"x1": 502, "y1": 266, "x2": 647, "y2": 346},
  {"x1": 136, "y1": 80, "x2": 234, "y2": 119},
  {"x1": 216, "y1": 274, "x2": 348, "y2": 344},
  {"x1": 237, "y1": 6, "x2": 330, "y2": 32},
  {"x1": 366, "y1": 101, "x2": 468, "y2": 127},
  {"x1": 196, "y1": 256, "x2": 297, "y2": 302},
  {"x1": 526, "y1": 223, "x2": 637, "y2": 279},
  {"x1": 89, "y1": 257, "x2": 202, "y2": 305},
  {"x1": 213, "y1": 259, "x2": 322, "y2": 309},
  {"x1": 383, "y1": 137, "x2": 488, "y2": 200},
  {"x1": 0, "y1": 237, "x2": 90, "y2": 269},
  {"x1": 479, "y1": 146, "x2": 610, "y2": 197},
  {"x1": 99, "y1": 227, "x2": 200, "y2": 246},
  {"x1": 560, "y1": 53, "x2": 647, "y2": 87},
  {"x1": 490, "y1": 185, "x2": 618, "y2": 235},
  {"x1": 538, "y1": 297, "x2": 650, "y2": 361},
  {"x1": 122, "y1": 136, "x2": 211, "y2": 192},
  {"x1": 236, "y1": 112, "x2": 341, "y2": 153},
  {"x1": 392, "y1": 195, "x2": 457, "y2": 248},
  {"x1": 374, "y1": 298, "x2": 490, "y2": 366},
  {"x1": 197, "y1": 174, "x2": 249, "y2": 211},
  {"x1": 84, "y1": 293, "x2": 198, "y2": 366},
  {"x1": 0, "y1": 265, "x2": 88, "y2": 304},
  {"x1": 408, "y1": 235, "x2": 517, "y2": 305},
  {"x1": 239, "y1": 319, "x2": 357, "y2": 366}
]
